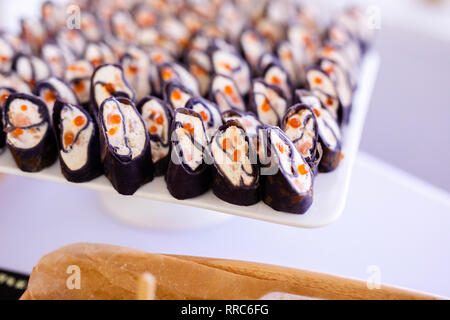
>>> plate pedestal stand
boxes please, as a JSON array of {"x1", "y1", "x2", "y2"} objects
[{"x1": 98, "y1": 192, "x2": 234, "y2": 230}]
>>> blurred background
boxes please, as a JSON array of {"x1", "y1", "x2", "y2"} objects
[{"x1": 1, "y1": 0, "x2": 448, "y2": 192}]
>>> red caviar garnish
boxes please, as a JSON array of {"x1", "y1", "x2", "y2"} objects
[
  {"x1": 0, "y1": 93, "x2": 9, "y2": 103},
  {"x1": 149, "y1": 125, "x2": 158, "y2": 134},
  {"x1": 171, "y1": 89, "x2": 182, "y2": 101},
  {"x1": 13, "y1": 128, "x2": 24, "y2": 137},
  {"x1": 297, "y1": 164, "x2": 308, "y2": 175},
  {"x1": 184, "y1": 122, "x2": 194, "y2": 135},
  {"x1": 326, "y1": 97, "x2": 334, "y2": 106},
  {"x1": 110, "y1": 114, "x2": 122, "y2": 125},
  {"x1": 221, "y1": 62, "x2": 232, "y2": 71},
  {"x1": 313, "y1": 77, "x2": 322, "y2": 85},
  {"x1": 161, "y1": 68, "x2": 173, "y2": 80},
  {"x1": 128, "y1": 65, "x2": 138, "y2": 74},
  {"x1": 44, "y1": 91, "x2": 58, "y2": 102},
  {"x1": 288, "y1": 117, "x2": 301, "y2": 128},
  {"x1": 277, "y1": 143, "x2": 284, "y2": 153},
  {"x1": 156, "y1": 115, "x2": 164, "y2": 125},
  {"x1": 271, "y1": 76, "x2": 281, "y2": 85},
  {"x1": 104, "y1": 83, "x2": 115, "y2": 94},
  {"x1": 340, "y1": 153, "x2": 344, "y2": 160},
  {"x1": 64, "y1": 131, "x2": 74, "y2": 146},
  {"x1": 325, "y1": 67, "x2": 334, "y2": 74},
  {"x1": 199, "y1": 110, "x2": 208, "y2": 121},
  {"x1": 20, "y1": 104, "x2": 28, "y2": 111},
  {"x1": 222, "y1": 138, "x2": 231, "y2": 150},
  {"x1": 313, "y1": 109, "x2": 321, "y2": 117},
  {"x1": 261, "y1": 98, "x2": 271, "y2": 112},
  {"x1": 233, "y1": 149, "x2": 240, "y2": 162},
  {"x1": 73, "y1": 115, "x2": 85, "y2": 127},
  {"x1": 73, "y1": 81, "x2": 86, "y2": 93},
  {"x1": 108, "y1": 126, "x2": 119, "y2": 136},
  {"x1": 224, "y1": 85, "x2": 234, "y2": 95}
]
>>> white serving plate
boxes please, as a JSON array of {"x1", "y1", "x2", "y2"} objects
[{"x1": 0, "y1": 52, "x2": 379, "y2": 228}]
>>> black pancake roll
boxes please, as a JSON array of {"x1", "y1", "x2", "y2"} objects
[
  {"x1": 52, "y1": 99, "x2": 102, "y2": 183},
  {"x1": 249, "y1": 78, "x2": 289, "y2": 127},
  {"x1": 33, "y1": 77, "x2": 79, "y2": 121},
  {"x1": 3, "y1": 93, "x2": 57, "y2": 172},
  {"x1": 11, "y1": 53, "x2": 51, "y2": 88},
  {"x1": 318, "y1": 58, "x2": 353, "y2": 124},
  {"x1": 306, "y1": 67, "x2": 343, "y2": 123},
  {"x1": 163, "y1": 81, "x2": 195, "y2": 111},
  {"x1": 0, "y1": 87, "x2": 16, "y2": 150},
  {"x1": 210, "y1": 120, "x2": 260, "y2": 206},
  {"x1": 137, "y1": 96, "x2": 173, "y2": 177},
  {"x1": 209, "y1": 46, "x2": 251, "y2": 96},
  {"x1": 261, "y1": 126, "x2": 314, "y2": 214},
  {"x1": 239, "y1": 26, "x2": 269, "y2": 74},
  {"x1": 64, "y1": 60, "x2": 94, "y2": 109},
  {"x1": 185, "y1": 97, "x2": 223, "y2": 139},
  {"x1": 158, "y1": 62, "x2": 200, "y2": 97},
  {"x1": 98, "y1": 96, "x2": 153, "y2": 195},
  {"x1": 282, "y1": 104, "x2": 321, "y2": 175},
  {"x1": 165, "y1": 108, "x2": 211, "y2": 200},
  {"x1": 90, "y1": 63, "x2": 135, "y2": 119},
  {"x1": 209, "y1": 74, "x2": 246, "y2": 113},
  {"x1": 295, "y1": 89, "x2": 343, "y2": 172},
  {"x1": 263, "y1": 61, "x2": 293, "y2": 104}
]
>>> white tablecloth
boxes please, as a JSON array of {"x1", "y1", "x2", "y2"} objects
[{"x1": 0, "y1": 151, "x2": 449, "y2": 297}]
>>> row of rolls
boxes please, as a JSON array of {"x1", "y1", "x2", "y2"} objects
[{"x1": 0, "y1": 0, "x2": 374, "y2": 214}]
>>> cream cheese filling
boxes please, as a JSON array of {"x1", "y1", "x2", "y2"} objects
[
  {"x1": 59, "y1": 106, "x2": 93, "y2": 171},
  {"x1": 103, "y1": 99, "x2": 145, "y2": 159},
  {"x1": 211, "y1": 125, "x2": 254, "y2": 187}
]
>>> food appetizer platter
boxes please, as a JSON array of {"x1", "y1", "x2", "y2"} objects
[{"x1": 0, "y1": 0, "x2": 378, "y2": 227}]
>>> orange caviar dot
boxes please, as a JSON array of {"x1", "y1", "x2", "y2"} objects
[
  {"x1": 90, "y1": 58, "x2": 102, "y2": 66},
  {"x1": 224, "y1": 85, "x2": 234, "y2": 96},
  {"x1": 233, "y1": 149, "x2": 240, "y2": 162},
  {"x1": 324, "y1": 46, "x2": 334, "y2": 54},
  {"x1": 282, "y1": 51, "x2": 292, "y2": 60},
  {"x1": 153, "y1": 53, "x2": 163, "y2": 63},
  {"x1": 73, "y1": 115, "x2": 85, "y2": 127},
  {"x1": 222, "y1": 138, "x2": 231, "y2": 150},
  {"x1": 271, "y1": 76, "x2": 281, "y2": 85},
  {"x1": 0, "y1": 56, "x2": 8, "y2": 63},
  {"x1": 326, "y1": 97, "x2": 334, "y2": 106},
  {"x1": 128, "y1": 65, "x2": 138, "y2": 74},
  {"x1": 221, "y1": 62, "x2": 232, "y2": 71},
  {"x1": 111, "y1": 114, "x2": 122, "y2": 125},
  {"x1": 73, "y1": 81, "x2": 86, "y2": 93},
  {"x1": 199, "y1": 110, "x2": 208, "y2": 121},
  {"x1": 104, "y1": 83, "x2": 115, "y2": 94},
  {"x1": 13, "y1": 128, "x2": 24, "y2": 137},
  {"x1": 184, "y1": 122, "x2": 195, "y2": 135},
  {"x1": 313, "y1": 109, "x2": 321, "y2": 117},
  {"x1": 44, "y1": 91, "x2": 58, "y2": 102},
  {"x1": 289, "y1": 117, "x2": 301, "y2": 128},
  {"x1": 161, "y1": 68, "x2": 173, "y2": 81},
  {"x1": 277, "y1": 143, "x2": 284, "y2": 153},
  {"x1": 340, "y1": 153, "x2": 344, "y2": 161},
  {"x1": 0, "y1": 93, "x2": 9, "y2": 103},
  {"x1": 64, "y1": 131, "x2": 74, "y2": 147},
  {"x1": 149, "y1": 125, "x2": 158, "y2": 134},
  {"x1": 261, "y1": 98, "x2": 271, "y2": 112},
  {"x1": 171, "y1": 89, "x2": 182, "y2": 101},
  {"x1": 156, "y1": 115, "x2": 164, "y2": 125},
  {"x1": 108, "y1": 126, "x2": 119, "y2": 136},
  {"x1": 68, "y1": 64, "x2": 78, "y2": 71},
  {"x1": 314, "y1": 77, "x2": 322, "y2": 85},
  {"x1": 297, "y1": 164, "x2": 308, "y2": 175},
  {"x1": 20, "y1": 104, "x2": 28, "y2": 111},
  {"x1": 325, "y1": 67, "x2": 334, "y2": 74}
]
